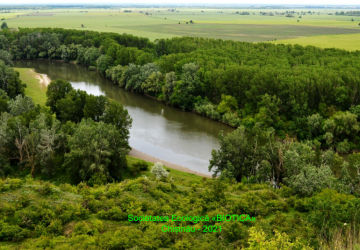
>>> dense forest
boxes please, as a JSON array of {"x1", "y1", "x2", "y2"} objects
[
  {"x1": 1, "y1": 27, "x2": 360, "y2": 249},
  {"x1": 2, "y1": 28, "x2": 360, "y2": 146}
]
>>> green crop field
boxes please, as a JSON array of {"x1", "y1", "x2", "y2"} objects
[
  {"x1": 119, "y1": 23, "x2": 360, "y2": 42},
  {"x1": 273, "y1": 33, "x2": 360, "y2": 51},
  {"x1": 2, "y1": 7, "x2": 360, "y2": 50}
]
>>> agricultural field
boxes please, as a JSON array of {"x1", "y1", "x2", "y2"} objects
[
  {"x1": 273, "y1": 33, "x2": 360, "y2": 51},
  {"x1": 2, "y1": 7, "x2": 360, "y2": 49}
]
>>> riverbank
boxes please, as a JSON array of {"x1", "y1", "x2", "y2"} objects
[
  {"x1": 14, "y1": 63, "x2": 223, "y2": 179},
  {"x1": 30, "y1": 69, "x2": 51, "y2": 86},
  {"x1": 129, "y1": 148, "x2": 212, "y2": 178},
  {"x1": 14, "y1": 67, "x2": 48, "y2": 106}
]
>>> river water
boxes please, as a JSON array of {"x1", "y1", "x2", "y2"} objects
[{"x1": 14, "y1": 60, "x2": 234, "y2": 174}]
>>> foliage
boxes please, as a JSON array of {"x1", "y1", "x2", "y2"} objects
[
  {"x1": 150, "y1": 162, "x2": 169, "y2": 179},
  {"x1": 8, "y1": 94, "x2": 35, "y2": 116},
  {"x1": 0, "y1": 22, "x2": 8, "y2": 29},
  {"x1": 246, "y1": 227, "x2": 313, "y2": 250},
  {"x1": 64, "y1": 118, "x2": 130, "y2": 183}
]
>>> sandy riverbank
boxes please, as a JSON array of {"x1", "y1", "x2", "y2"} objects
[
  {"x1": 129, "y1": 148, "x2": 212, "y2": 178},
  {"x1": 29, "y1": 69, "x2": 51, "y2": 86}
]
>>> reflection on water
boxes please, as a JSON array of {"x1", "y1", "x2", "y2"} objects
[{"x1": 15, "y1": 60, "x2": 234, "y2": 174}]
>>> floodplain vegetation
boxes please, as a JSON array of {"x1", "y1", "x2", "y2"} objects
[{"x1": 0, "y1": 20, "x2": 360, "y2": 250}]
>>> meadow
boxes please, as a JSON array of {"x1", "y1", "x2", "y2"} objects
[
  {"x1": 2, "y1": 7, "x2": 360, "y2": 49},
  {"x1": 14, "y1": 67, "x2": 47, "y2": 106}
]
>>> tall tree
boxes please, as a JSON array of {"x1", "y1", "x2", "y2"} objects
[{"x1": 46, "y1": 79, "x2": 74, "y2": 116}]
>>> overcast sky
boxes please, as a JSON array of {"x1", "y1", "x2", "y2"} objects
[{"x1": 4, "y1": 0, "x2": 360, "y2": 6}]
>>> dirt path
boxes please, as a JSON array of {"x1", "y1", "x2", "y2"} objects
[
  {"x1": 129, "y1": 148, "x2": 212, "y2": 178},
  {"x1": 29, "y1": 69, "x2": 51, "y2": 86}
]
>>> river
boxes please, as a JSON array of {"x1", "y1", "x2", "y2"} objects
[{"x1": 14, "y1": 60, "x2": 234, "y2": 175}]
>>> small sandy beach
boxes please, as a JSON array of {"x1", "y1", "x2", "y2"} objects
[
  {"x1": 29, "y1": 69, "x2": 51, "y2": 86},
  {"x1": 129, "y1": 148, "x2": 212, "y2": 178}
]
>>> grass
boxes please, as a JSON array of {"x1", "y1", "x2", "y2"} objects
[
  {"x1": 14, "y1": 67, "x2": 47, "y2": 106},
  {"x1": 272, "y1": 33, "x2": 360, "y2": 51}
]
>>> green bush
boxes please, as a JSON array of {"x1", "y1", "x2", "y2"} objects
[
  {"x1": 73, "y1": 221, "x2": 93, "y2": 236},
  {"x1": 156, "y1": 182, "x2": 172, "y2": 193},
  {"x1": 59, "y1": 183, "x2": 78, "y2": 194},
  {"x1": 47, "y1": 219, "x2": 63, "y2": 236},
  {"x1": 232, "y1": 193, "x2": 269, "y2": 216},
  {"x1": 0, "y1": 220, "x2": 28, "y2": 241},
  {"x1": 220, "y1": 221, "x2": 249, "y2": 245},
  {"x1": 133, "y1": 160, "x2": 149, "y2": 171},
  {"x1": 105, "y1": 186, "x2": 122, "y2": 198},
  {"x1": 18, "y1": 194, "x2": 31, "y2": 208},
  {"x1": 277, "y1": 185, "x2": 293, "y2": 198},
  {"x1": 97, "y1": 206, "x2": 126, "y2": 221},
  {"x1": 9, "y1": 178, "x2": 22, "y2": 189},
  {"x1": 267, "y1": 199, "x2": 289, "y2": 212},
  {"x1": 294, "y1": 199, "x2": 311, "y2": 212},
  {"x1": 88, "y1": 172, "x2": 107, "y2": 186},
  {"x1": 73, "y1": 204, "x2": 89, "y2": 221},
  {"x1": 39, "y1": 182, "x2": 52, "y2": 196},
  {"x1": 0, "y1": 179, "x2": 6, "y2": 191}
]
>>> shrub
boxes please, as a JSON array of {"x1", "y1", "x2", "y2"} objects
[
  {"x1": 73, "y1": 221, "x2": 93, "y2": 236},
  {"x1": 106, "y1": 186, "x2": 122, "y2": 198},
  {"x1": 156, "y1": 182, "x2": 172, "y2": 193},
  {"x1": 241, "y1": 176, "x2": 248, "y2": 184},
  {"x1": 0, "y1": 220, "x2": 28, "y2": 241},
  {"x1": 220, "y1": 221, "x2": 248, "y2": 244},
  {"x1": 150, "y1": 162, "x2": 169, "y2": 179},
  {"x1": 246, "y1": 227, "x2": 313, "y2": 249},
  {"x1": 74, "y1": 204, "x2": 89, "y2": 220},
  {"x1": 0, "y1": 179, "x2": 6, "y2": 191},
  {"x1": 59, "y1": 183, "x2": 78, "y2": 194},
  {"x1": 233, "y1": 193, "x2": 269, "y2": 216},
  {"x1": 39, "y1": 182, "x2": 52, "y2": 195},
  {"x1": 133, "y1": 160, "x2": 148, "y2": 171},
  {"x1": 9, "y1": 178, "x2": 22, "y2": 189},
  {"x1": 277, "y1": 185, "x2": 293, "y2": 198},
  {"x1": 88, "y1": 172, "x2": 107, "y2": 186},
  {"x1": 267, "y1": 199, "x2": 289, "y2": 212},
  {"x1": 222, "y1": 111, "x2": 241, "y2": 127},
  {"x1": 171, "y1": 239, "x2": 193, "y2": 250},
  {"x1": 286, "y1": 196, "x2": 296, "y2": 207},
  {"x1": 18, "y1": 194, "x2": 31, "y2": 208},
  {"x1": 47, "y1": 219, "x2": 63, "y2": 236},
  {"x1": 92, "y1": 219, "x2": 104, "y2": 233},
  {"x1": 97, "y1": 206, "x2": 126, "y2": 221},
  {"x1": 294, "y1": 199, "x2": 311, "y2": 212},
  {"x1": 0, "y1": 203, "x2": 16, "y2": 216}
]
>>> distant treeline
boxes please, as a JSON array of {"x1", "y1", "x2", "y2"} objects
[
  {"x1": 1, "y1": 28, "x2": 360, "y2": 154},
  {"x1": 336, "y1": 11, "x2": 360, "y2": 16}
]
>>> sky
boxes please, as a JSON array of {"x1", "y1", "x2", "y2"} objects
[{"x1": 4, "y1": 0, "x2": 360, "y2": 6}]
